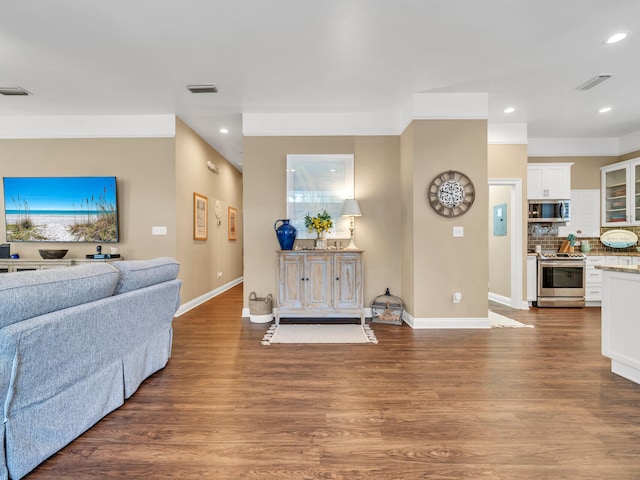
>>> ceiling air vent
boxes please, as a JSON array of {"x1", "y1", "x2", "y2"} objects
[
  {"x1": 186, "y1": 84, "x2": 218, "y2": 93},
  {"x1": 0, "y1": 86, "x2": 31, "y2": 96},
  {"x1": 574, "y1": 74, "x2": 614, "y2": 91}
]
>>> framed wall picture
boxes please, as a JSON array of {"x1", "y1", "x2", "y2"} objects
[
  {"x1": 286, "y1": 154, "x2": 354, "y2": 239},
  {"x1": 193, "y1": 192, "x2": 208, "y2": 240},
  {"x1": 228, "y1": 206, "x2": 237, "y2": 241}
]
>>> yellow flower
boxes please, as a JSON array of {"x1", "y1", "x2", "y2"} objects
[{"x1": 304, "y1": 209, "x2": 333, "y2": 234}]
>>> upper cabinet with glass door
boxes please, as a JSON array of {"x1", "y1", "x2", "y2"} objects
[{"x1": 601, "y1": 158, "x2": 640, "y2": 226}]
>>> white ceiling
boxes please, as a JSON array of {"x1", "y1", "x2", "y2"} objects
[{"x1": 2, "y1": 0, "x2": 640, "y2": 169}]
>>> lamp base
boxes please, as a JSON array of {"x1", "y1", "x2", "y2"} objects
[
  {"x1": 344, "y1": 227, "x2": 359, "y2": 250},
  {"x1": 344, "y1": 237, "x2": 360, "y2": 250}
]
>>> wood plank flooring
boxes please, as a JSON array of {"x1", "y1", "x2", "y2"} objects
[{"x1": 26, "y1": 285, "x2": 640, "y2": 479}]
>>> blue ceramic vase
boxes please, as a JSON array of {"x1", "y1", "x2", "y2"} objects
[{"x1": 274, "y1": 219, "x2": 297, "y2": 250}]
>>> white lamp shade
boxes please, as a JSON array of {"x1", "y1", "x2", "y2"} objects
[{"x1": 341, "y1": 198, "x2": 362, "y2": 217}]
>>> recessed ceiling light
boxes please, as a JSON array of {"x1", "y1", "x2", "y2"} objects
[
  {"x1": 605, "y1": 32, "x2": 628, "y2": 44},
  {"x1": 504, "y1": 107, "x2": 515, "y2": 114},
  {"x1": 598, "y1": 106, "x2": 613, "y2": 113},
  {"x1": 219, "y1": 128, "x2": 229, "y2": 134},
  {"x1": 186, "y1": 84, "x2": 218, "y2": 93}
]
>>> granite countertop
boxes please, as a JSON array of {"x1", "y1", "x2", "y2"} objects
[{"x1": 595, "y1": 264, "x2": 640, "y2": 274}]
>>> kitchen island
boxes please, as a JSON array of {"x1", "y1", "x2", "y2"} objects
[{"x1": 597, "y1": 264, "x2": 640, "y2": 385}]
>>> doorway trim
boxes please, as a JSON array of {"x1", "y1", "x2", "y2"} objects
[{"x1": 488, "y1": 178, "x2": 525, "y2": 309}]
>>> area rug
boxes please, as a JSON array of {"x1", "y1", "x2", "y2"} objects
[
  {"x1": 262, "y1": 323, "x2": 378, "y2": 345},
  {"x1": 488, "y1": 311, "x2": 534, "y2": 328}
]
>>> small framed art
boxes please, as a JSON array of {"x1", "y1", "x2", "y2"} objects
[
  {"x1": 228, "y1": 206, "x2": 237, "y2": 241},
  {"x1": 194, "y1": 192, "x2": 208, "y2": 241}
]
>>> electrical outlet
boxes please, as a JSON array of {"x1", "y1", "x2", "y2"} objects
[
  {"x1": 217, "y1": 271, "x2": 223, "y2": 279},
  {"x1": 453, "y1": 292, "x2": 462, "y2": 303}
]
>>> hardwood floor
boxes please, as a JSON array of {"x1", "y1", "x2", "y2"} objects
[{"x1": 27, "y1": 285, "x2": 640, "y2": 479}]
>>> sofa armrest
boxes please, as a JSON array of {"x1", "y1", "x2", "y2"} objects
[{"x1": 112, "y1": 257, "x2": 180, "y2": 295}]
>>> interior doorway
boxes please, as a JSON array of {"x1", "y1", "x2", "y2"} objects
[{"x1": 488, "y1": 179, "x2": 525, "y2": 309}]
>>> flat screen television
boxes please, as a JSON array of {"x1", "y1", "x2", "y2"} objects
[{"x1": 3, "y1": 176, "x2": 119, "y2": 243}]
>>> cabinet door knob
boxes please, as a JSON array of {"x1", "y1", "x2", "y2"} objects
[{"x1": 336, "y1": 277, "x2": 339, "y2": 281}]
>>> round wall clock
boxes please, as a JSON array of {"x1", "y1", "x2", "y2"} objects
[{"x1": 427, "y1": 170, "x2": 475, "y2": 217}]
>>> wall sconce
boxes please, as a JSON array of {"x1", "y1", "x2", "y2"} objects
[
  {"x1": 341, "y1": 198, "x2": 362, "y2": 250},
  {"x1": 207, "y1": 161, "x2": 220, "y2": 174}
]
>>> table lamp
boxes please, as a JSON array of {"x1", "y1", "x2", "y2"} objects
[{"x1": 341, "y1": 198, "x2": 362, "y2": 250}]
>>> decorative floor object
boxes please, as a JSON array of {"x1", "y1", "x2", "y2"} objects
[
  {"x1": 262, "y1": 323, "x2": 378, "y2": 345},
  {"x1": 488, "y1": 311, "x2": 534, "y2": 328}
]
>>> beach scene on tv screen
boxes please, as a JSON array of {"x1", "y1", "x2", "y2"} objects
[{"x1": 3, "y1": 177, "x2": 118, "y2": 243}]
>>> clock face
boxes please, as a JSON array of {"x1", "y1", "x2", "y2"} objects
[{"x1": 427, "y1": 170, "x2": 475, "y2": 217}]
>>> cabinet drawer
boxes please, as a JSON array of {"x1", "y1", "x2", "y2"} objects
[
  {"x1": 586, "y1": 256, "x2": 606, "y2": 266},
  {"x1": 585, "y1": 286, "x2": 602, "y2": 301},
  {"x1": 586, "y1": 268, "x2": 602, "y2": 283}
]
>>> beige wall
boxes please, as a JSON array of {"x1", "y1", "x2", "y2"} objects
[
  {"x1": 242, "y1": 135, "x2": 402, "y2": 308},
  {"x1": 0, "y1": 137, "x2": 177, "y2": 260},
  {"x1": 175, "y1": 119, "x2": 244, "y2": 303},
  {"x1": 489, "y1": 144, "x2": 528, "y2": 299},
  {"x1": 619, "y1": 149, "x2": 640, "y2": 162},
  {"x1": 489, "y1": 185, "x2": 511, "y2": 297},
  {"x1": 405, "y1": 120, "x2": 489, "y2": 319},
  {"x1": 243, "y1": 120, "x2": 489, "y2": 320},
  {"x1": 0, "y1": 120, "x2": 244, "y2": 307}
]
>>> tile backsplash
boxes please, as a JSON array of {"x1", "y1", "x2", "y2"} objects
[{"x1": 527, "y1": 224, "x2": 640, "y2": 254}]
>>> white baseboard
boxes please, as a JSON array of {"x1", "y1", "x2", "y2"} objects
[
  {"x1": 175, "y1": 277, "x2": 244, "y2": 317},
  {"x1": 489, "y1": 292, "x2": 530, "y2": 310},
  {"x1": 488, "y1": 292, "x2": 511, "y2": 306},
  {"x1": 403, "y1": 311, "x2": 490, "y2": 329}
]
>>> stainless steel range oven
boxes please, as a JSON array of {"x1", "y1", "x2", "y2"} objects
[{"x1": 537, "y1": 252, "x2": 586, "y2": 308}]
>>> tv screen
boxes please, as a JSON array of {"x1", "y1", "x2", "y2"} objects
[{"x1": 3, "y1": 176, "x2": 119, "y2": 243}]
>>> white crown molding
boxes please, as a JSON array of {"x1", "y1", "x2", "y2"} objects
[
  {"x1": 242, "y1": 112, "x2": 403, "y2": 136},
  {"x1": 527, "y1": 137, "x2": 620, "y2": 157},
  {"x1": 410, "y1": 92, "x2": 489, "y2": 119},
  {"x1": 0, "y1": 115, "x2": 176, "y2": 139},
  {"x1": 244, "y1": 93, "x2": 489, "y2": 137},
  {"x1": 488, "y1": 123, "x2": 528, "y2": 144},
  {"x1": 619, "y1": 130, "x2": 640, "y2": 155}
]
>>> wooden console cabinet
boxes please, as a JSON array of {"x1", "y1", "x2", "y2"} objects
[{"x1": 276, "y1": 250, "x2": 364, "y2": 324}]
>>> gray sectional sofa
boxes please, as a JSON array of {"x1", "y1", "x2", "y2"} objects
[{"x1": 0, "y1": 257, "x2": 182, "y2": 480}]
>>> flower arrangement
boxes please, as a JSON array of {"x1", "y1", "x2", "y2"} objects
[{"x1": 304, "y1": 209, "x2": 333, "y2": 236}]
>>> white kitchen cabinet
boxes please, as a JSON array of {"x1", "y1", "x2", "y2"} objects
[
  {"x1": 583, "y1": 256, "x2": 638, "y2": 305},
  {"x1": 527, "y1": 163, "x2": 572, "y2": 200},
  {"x1": 618, "y1": 256, "x2": 640, "y2": 266},
  {"x1": 276, "y1": 250, "x2": 364, "y2": 324},
  {"x1": 601, "y1": 157, "x2": 640, "y2": 226},
  {"x1": 585, "y1": 256, "x2": 606, "y2": 304},
  {"x1": 526, "y1": 254, "x2": 537, "y2": 302},
  {"x1": 558, "y1": 189, "x2": 600, "y2": 238}
]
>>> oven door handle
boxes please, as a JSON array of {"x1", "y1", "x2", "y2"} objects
[{"x1": 539, "y1": 260, "x2": 585, "y2": 267}]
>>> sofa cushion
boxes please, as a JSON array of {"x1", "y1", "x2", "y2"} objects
[
  {"x1": 112, "y1": 257, "x2": 180, "y2": 295},
  {"x1": 0, "y1": 263, "x2": 119, "y2": 329}
]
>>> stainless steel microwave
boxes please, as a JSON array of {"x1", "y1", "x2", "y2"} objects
[{"x1": 528, "y1": 200, "x2": 570, "y2": 223}]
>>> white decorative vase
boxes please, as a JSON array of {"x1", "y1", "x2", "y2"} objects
[{"x1": 315, "y1": 231, "x2": 327, "y2": 249}]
